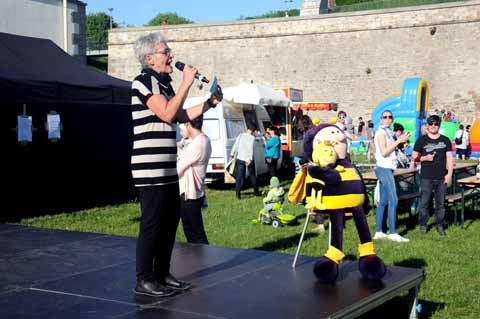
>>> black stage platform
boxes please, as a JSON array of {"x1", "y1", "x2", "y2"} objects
[{"x1": 0, "y1": 224, "x2": 424, "y2": 318}]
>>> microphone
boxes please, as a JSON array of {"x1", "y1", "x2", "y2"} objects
[{"x1": 175, "y1": 61, "x2": 210, "y2": 83}]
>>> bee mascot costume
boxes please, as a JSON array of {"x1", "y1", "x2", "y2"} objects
[{"x1": 290, "y1": 124, "x2": 386, "y2": 283}]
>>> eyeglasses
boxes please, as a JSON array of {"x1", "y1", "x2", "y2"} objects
[
  {"x1": 153, "y1": 48, "x2": 172, "y2": 56},
  {"x1": 428, "y1": 121, "x2": 440, "y2": 126},
  {"x1": 382, "y1": 115, "x2": 394, "y2": 119},
  {"x1": 338, "y1": 115, "x2": 345, "y2": 119}
]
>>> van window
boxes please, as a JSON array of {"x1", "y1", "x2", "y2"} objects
[
  {"x1": 226, "y1": 120, "x2": 246, "y2": 139},
  {"x1": 203, "y1": 119, "x2": 220, "y2": 140}
]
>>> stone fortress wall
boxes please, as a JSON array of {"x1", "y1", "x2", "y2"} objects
[{"x1": 108, "y1": 0, "x2": 480, "y2": 124}]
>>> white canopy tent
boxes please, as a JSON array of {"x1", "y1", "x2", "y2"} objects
[
  {"x1": 183, "y1": 83, "x2": 292, "y2": 109},
  {"x1": 222, "y1": 84, "x2": 291, "y2": 106}
]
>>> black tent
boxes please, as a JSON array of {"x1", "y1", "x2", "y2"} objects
[
  {"x1": 0, "y1": 32, "x2": 130, "y2": 104},
  {"x1": 0, "y1": 33, "x2": 134, "y2": 221}
]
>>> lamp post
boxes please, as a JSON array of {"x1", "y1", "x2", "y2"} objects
[{"x1": 108, "y1": 8, "x2": 113, "y2": 29}]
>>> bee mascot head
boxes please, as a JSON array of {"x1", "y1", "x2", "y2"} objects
[{"x1": 302, "y1": 124, "x2": 386, "y2": 282}]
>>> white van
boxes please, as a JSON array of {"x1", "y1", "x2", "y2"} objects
[{"x1": 183, "y1": 84, "x2": 291, "y2": 183}]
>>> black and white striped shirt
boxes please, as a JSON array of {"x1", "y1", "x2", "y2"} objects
[{"x1": 131, "y1": 68, "x2": 178, "y2": 187}]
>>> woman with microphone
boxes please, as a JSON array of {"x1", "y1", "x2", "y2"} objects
[{"x1": 131, "y1": 32, "x2": 222, "y2": 297}]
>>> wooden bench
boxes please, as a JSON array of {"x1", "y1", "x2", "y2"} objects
[
  {"x1": 366, "y1": 187, "x2": 420, "y2": 216},
  {"x1": 398, "y1": 191, "x2": 421, "y2": 216},
  {"x1": 399, "y1": 192, "x2": 421, "y2": 201},
  {"x1": 446, "y1": 189, "x2": 478, "y2": 203},
  {"x1": 446, "y1": 188, "x2": 480, "y2": 226}
]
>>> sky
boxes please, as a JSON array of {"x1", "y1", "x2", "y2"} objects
[{"x1": 84, "y1": 0, "x2": 302, "y2": 26}]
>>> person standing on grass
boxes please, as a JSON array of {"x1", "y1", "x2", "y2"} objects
[
  {"x1": 177, "y1": 116, "x2": 211, "y2": 244},
  {"x1": 131, "y1": 32, "x2": 222, "y2": 297},
  {"x1": 357, "y1": 117, "x2": 365, "y2": 138},
  {"x1": 262, "y1": 127, "x2": 281, "y2": 178},
  {"x1": 336, "y1": 111, "x2": 354, "y2": 153},
  {"x1": 410, "y1": 115, "x2": 453, "y2": 236},
  {"x1": 365, "y1": 120, "x2": 375, "y2": 162},
  {"x1": 465, "y1": 124, "x2": 472, "y2": 159},
  {"x1": 373, "y1": 110, "x2": 411, "y2": 243},
  {"x1": 231, "y1": 127, "x2": 260, "y2": 199},
  {"x1": 454, "y1": 124, "x2": 468, "y2": 160}
]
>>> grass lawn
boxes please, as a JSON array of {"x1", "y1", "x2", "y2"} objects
[{"x1": 18, "y1": 174, "x2": 480, "y2": 318}]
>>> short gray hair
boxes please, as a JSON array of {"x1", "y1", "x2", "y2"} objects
[{"x1": 133, "y1": 32, "x2": 168, "y2": 69}]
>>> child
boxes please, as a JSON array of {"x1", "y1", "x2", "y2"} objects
[{"x1": 263, "y1": 177, "x2": 285, "y2": 214}]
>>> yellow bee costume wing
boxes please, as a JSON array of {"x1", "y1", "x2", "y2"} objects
[{"x1": 288, "y1": 165, "x2": 307, "y2": 204}]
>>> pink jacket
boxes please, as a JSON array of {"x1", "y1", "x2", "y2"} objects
[{"x1": 177, "y1": 133, "x2": 212, "y2": 200}]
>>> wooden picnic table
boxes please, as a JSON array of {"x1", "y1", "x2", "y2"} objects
[
  {"x1": 455, "y1": 175, "x2": 480, "y2": 228},
  {"x1": 361, "y1": 161, "x2": 477, "y2": 185},
  {"x1": 361, "y1": 161, "x2": 477, "y2": 182},
  {"x1": 361, "y1": 168, "x2": 420, "y2": 213},
  {"x1": 360, "y1": 161, "x2": 478, "y2": 216},
  {"x1": 451, "y1": 161, "x2": 479, "y2": 193},
  {"x1": 361, "y1": 167, "x2": 418, "y2": 182}
]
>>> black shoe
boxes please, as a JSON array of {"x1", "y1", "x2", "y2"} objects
[
  {"x1": 134, "y1": 280, "x2": 175, "y2": 297},
  {"x1": 254, "y1": 191, "x2": 261, "y2": 197},
  {"x1": 420, "y1": 226, "x2": 428, "y2": 234},
  {"x1": 236, "y1": 193, "x2": 241, "y2": 200},
  {"x1": 161, "y1": 274, "x2": 192, "y2": 291},
  {"x1": 436, "y1": 225, "x2": 446, "y2": 236}
]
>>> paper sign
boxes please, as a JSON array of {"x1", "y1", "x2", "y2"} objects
[
  {"x1": 47, "y1": 113, "x2": 61, "y2": 140},
  {"x1": 18, "y1": 115, "x2": 32, "y2": 142}
]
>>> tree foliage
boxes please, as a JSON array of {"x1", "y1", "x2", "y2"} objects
[
  {"x1": 146, "y1": 12, "x2": 193, "y2": 26},
  {"x1": 244, "y1": 9, "x2": 300, "y2": 20},
  {"x1": 336, "y1": 0, "x2": 373, "y2": 5},
  {"x1": 86, "y1": 12, "x2": 117, "y2": 49}
]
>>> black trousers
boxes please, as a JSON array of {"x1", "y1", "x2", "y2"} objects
[
  {"x1": 136, "y1": 183, "x2": 180, "y2": 281},
  {"x1": 418, "y1": 178, "x2": 446, "y2": 227},
  {"x1": 267, "y1": 158, "x2": 278, "y2": 177},
  {"x1": 180, "y1": 195, "x2": 209, "y2": 244},
  {"x1": 235, "y1": 159, "x2": 259, "y2": 197}
]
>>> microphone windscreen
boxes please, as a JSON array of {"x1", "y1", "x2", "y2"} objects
[{"x1": 175, "y1": 61, "x2": 185, "y2": 71}]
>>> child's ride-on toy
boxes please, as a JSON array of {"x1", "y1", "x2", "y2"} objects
[
  {"x1": 252, "y1": 176, "x2": 296, "y2": 228},
  {"x1": 253, "y1": 202, "x2": 296, "y2": 228}
]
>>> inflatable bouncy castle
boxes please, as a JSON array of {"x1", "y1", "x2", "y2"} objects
[
  {"x1": 372, "y1": 78, "x2": 428, "y2": 142},
  {"x1": 468, "y1": 119, "x2": 480, "y2": 158},
  {"x1": 371, "y1": 78, "x2": 480, "y2": 157}
]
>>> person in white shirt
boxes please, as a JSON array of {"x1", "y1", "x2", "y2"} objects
[
  {"x1": 230, "y1": 127, "x2": 260, "y2": 199},
  {"x1": 177, "y1": 116, "x2": 212, "y2": 244},
  {"x1": 453, "y1": 124, "x2": 469, "y2": 160},
  {"x1": 336, "y1": 111, "x2": 354, "y2": 153},
  {"x1": 373, "y1": 110, "x2": 410, "y2": 243}
]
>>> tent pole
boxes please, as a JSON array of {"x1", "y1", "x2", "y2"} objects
[{"x1": 63, "y1": 0, "x2": 68, "y2": 53}]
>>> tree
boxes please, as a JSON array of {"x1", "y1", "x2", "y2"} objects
[
  {"x1": 86, "y1": 12, "x2": 118, "y2": 50},
  {"x1": 244, "y1": 9, "x2": 300, "y2": 20},
  {"x1": 146, "y1": 12, "x2": 193, "y2": 26}
]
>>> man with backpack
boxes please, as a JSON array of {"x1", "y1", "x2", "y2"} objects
[{"x1": 454, "y1": 124, "x2": 469, "y2": 160}]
